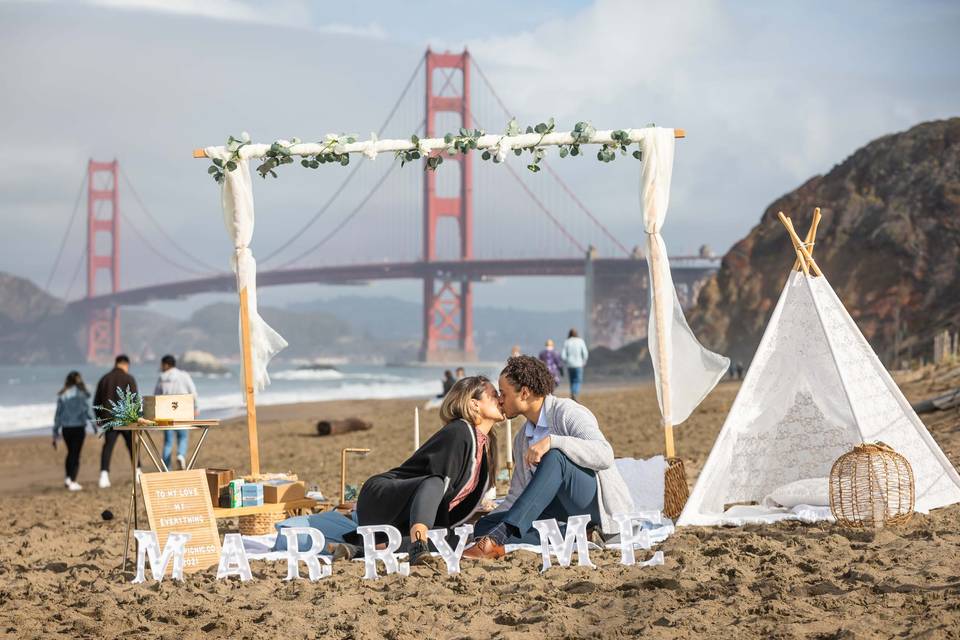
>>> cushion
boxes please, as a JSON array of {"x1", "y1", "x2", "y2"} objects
[
  {"x1": 763, "y1": 477, "x2": 830, "y2": 508},
  {"x1": 270, "y1": 510, "x2": 358, "y2": 553},
  {"x1": 615, "y1": 456, "x2": 667, "y2": 511}
]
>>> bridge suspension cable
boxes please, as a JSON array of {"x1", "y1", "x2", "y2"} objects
[
  {"x1": 471, "y1": 58, "x2": 631, "y2": 256},
  {"x1": 118, "y1": 196, "x2": 218, "y2": 279},
  {"x1": 272, "y1": 121, "x2": 423, "y2": 270},
  {"x1": 63, "y1": 243, "x2": 86, "y2": 302},
  {"x1": 119, "y1": 166, "x2": 225, "y2": 274},
  {"x1": 260, "y1": 55, "x2": 425, "y2": 266},
  {"x1": 268, "y1": 55, "x2": 461, "y2": 270},
  {"x1": 44, "y1": 170, "x2": 87, "y2": 295}
]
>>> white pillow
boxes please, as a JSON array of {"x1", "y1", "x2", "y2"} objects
[{"x1": 762, "y1": 477, "x2": 830, "y2": 508}]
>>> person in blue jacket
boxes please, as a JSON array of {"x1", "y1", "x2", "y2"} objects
[{"x1": 53, "y1": 371, "x2": 95, "y2": 491}]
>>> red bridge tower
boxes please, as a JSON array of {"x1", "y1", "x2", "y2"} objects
[
  {"x1": 86, "y1": 159, "x2": 121, "y2": 362},
  {"x1": 421, "y1": 49, "x2": 477, "y2": 362}
]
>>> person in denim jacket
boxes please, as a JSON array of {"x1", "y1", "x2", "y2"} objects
[{"x1": 53, "y1": 371, "x2": 94, "y2": 491}]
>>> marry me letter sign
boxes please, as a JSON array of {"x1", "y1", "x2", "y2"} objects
[{"x1": 140, "y1": 470, "x2": 221, "y2": 573}]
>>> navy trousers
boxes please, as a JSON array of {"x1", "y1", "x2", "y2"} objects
[{"x1": 475, "y1": 449, "x2": 601, "y2": 545}]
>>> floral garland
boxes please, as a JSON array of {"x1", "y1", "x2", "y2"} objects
[{"x1": 207, "y1": 119, "x2": 648, "y2": 184}]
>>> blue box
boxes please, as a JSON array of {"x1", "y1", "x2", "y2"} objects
[{"x1": 241, "y1": 482, "x2": 263, "y2": 496}]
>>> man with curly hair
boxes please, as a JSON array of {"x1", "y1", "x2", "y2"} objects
[{"x1": 464, "y1": 356, "x2": 634, "y2": 559}]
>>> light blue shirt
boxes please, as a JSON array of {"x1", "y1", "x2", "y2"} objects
[
  {"x1": 561, "y1": 336, "x2": 589, "y2": 368},
  {"x1": 524, "y1": 404, "x2": 550, "y2": 445}
]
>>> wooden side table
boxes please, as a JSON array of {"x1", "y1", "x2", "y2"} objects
[{"x1": 114, "y1": 420, "x2": 220, "y2": 572}]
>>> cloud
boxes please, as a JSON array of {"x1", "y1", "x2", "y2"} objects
[
  {"x1": 0, "y1": 0, "x2": 958, "y2": 311},
  {"x1": 6, "y1": 0, "x2": 387, "y2": 37},
  {"x1": 459, "y1": 0, "x2": 960, "y2": 254}
]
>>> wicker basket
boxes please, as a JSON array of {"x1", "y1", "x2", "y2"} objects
[
  {"x1": 238, "y1": 511, "x2": 287, "y2": 536},
  {"x1": 829, "y1": 442, "x2": 914, "y2": 529},
  {"x1": 663, "y1": 457, "x2": 689, "y2": 520}
]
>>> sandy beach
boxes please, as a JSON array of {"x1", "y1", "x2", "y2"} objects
[{"x1": 1, "y1": 372, "x2": 958, "y2": 640}]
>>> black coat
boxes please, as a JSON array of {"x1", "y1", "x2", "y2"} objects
[
  {"x1": 93, "y1": 367, "x2": 139, "y2": 422},
  {"x1": 356, "y1": 419, "x2": 490, "y2": 530}
]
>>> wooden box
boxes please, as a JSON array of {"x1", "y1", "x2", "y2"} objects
[
  {"x1": 205, "y1": 468, "x2": 235, "y2": 508},
  {"x1": 143, "y1": 394, "x2": 194, "y2": 422},
  {"x1": 263, "y1": 479, "x2": 306, "y2": 503}
]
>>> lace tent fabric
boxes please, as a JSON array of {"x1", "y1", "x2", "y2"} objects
[{"x1": 678, "y1": 214, "x2": 960, "y2": 527}]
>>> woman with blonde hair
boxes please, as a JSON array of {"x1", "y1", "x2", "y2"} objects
[{"x1": 345, "y1": 376, "x2": 502, "y2": 565}]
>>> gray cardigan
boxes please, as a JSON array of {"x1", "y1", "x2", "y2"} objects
[{"x1": 495, "y1": 394, "x2": 634, "y2": 534}]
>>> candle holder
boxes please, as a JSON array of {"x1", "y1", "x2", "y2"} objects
[{"x1": 339, "y1": 447, "x2": 370, "y2": 510}]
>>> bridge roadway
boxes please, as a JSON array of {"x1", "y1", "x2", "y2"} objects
[{"x1": 67, "y1": 256, "x2": 721, "y2": 310}]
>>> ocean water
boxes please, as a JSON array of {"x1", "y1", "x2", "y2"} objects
[{"x1": 0, "y1": 363, "x2": 500, "y2": 438}]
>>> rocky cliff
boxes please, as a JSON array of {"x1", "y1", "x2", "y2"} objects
[
  {"x1": 690, "y1": 118, "x2": 960, "y2": 365},
  {"x1": 0, "y1": 273, "x2": 83, "y2": 363}
]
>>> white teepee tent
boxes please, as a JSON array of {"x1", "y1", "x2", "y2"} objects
[{"x1": 678, "y1": 211, "x2": 960, "y2": 527}]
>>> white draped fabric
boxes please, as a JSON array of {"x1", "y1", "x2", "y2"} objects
[
  {"x1": 641, "y1": 128, "x2": 729, "y2": 425},
  {"x1": 205, "y1": 150, "x2": 288, "y2": 392}
]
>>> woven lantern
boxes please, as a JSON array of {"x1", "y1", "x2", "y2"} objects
[
  {"x1": 663, "y1": 457, "x2": 689, "y2": 520},
  {"x1": 829, "y1": 442, "x2": 915, "y2": 528}
]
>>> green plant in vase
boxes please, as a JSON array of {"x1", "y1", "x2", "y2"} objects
[{"x1": 94, "y1": 386, "x2": 143, "y2": 435}]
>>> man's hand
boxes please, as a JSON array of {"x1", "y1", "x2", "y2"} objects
[
  {"x1": 51, "y1": 437, "x2": 58, "y2": 450},
  {"x1": 524, "y1": 435, "x2": 551, "y2": 468}
]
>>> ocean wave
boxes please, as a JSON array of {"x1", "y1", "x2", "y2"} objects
[
  {"x1": 0, "y1": 379, "x2": 442, "y2": 436},
  {"x1": 271, "y1": 369, "x2": 345, "y2": 381}
]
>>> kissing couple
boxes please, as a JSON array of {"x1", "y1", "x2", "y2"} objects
[{"x1": 334, "y1": 355, "x2": 634, "y2": 565}]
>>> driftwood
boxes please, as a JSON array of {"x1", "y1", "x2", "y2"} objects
[
  {"x1": 316, "y1": 417, "x2": 373, "y2": 437},
  {"x1": 912, "y1": 389, "x2": 960, "y2": 414}
]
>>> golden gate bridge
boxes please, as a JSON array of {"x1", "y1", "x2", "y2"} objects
[{"x1": 45, "y1": 49, "x2": 719, "y2": 363}]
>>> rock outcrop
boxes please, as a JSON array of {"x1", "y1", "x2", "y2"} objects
[
  {"x1": 179, "y1": 350, "x2": 228, "y2": 375},
  {"x1": 0, "y1": 273, "x2": 82, "y2": 363},
  {"x1": 690, "y1": 118, "x2": 960, "y2": 365}
]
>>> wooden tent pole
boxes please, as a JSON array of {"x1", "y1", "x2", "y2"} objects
[
  {"x1": 778, "y1": 212, "x2": 823, "y2": 277},
  {"x1": 238, "y1": 287, "x2": 260, "y2": 476},
  {"x1": 649, "y1": 238, "x2": 675, "y2": 458},
  {"x1": 792, "y1": 207, "x2": 822, "y2": 270}
]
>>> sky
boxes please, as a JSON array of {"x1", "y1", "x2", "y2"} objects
[{"x1": 1, "y1": 0, "x2": 958, "y2": 316}]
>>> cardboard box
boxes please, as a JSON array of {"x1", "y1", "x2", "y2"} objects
[
  {"x1": 205, "y1": 468, "x2": 234, "y2": 508},
  {"x1": 263, "y1": 479, "x2": 306, "y2": 504},
  {"x1": 242, "y1": 472, "x2": 298, "y2": 483},
  {"x1": 143, "y1": 394, "x2": 195, "y2": 422}
]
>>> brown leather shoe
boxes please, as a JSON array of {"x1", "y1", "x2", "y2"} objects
[{"x1": 462, "y1": 536, "x2": 506, "y2": 560}]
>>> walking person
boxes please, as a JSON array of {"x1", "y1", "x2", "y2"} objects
[
  {"x1": 560, "y1": 328, "x2": 589, "y2": 402},
  {"x1": 53, "y1": 371, "x2": 94, "y2": 491},
  {"x1": 538, "y1": 339, "x2": 564, "y2": 387},
  {"x1": 155, "y1": 354, "x2": 199, "y2": 470},
  {"x1": 95, "y1": 354, "x2": 139, "y2": 488}
]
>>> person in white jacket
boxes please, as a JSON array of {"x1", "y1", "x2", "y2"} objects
[
  {"x1": 561, "y1": 328, "x2": 589, "y2": 402},
  {"x1": 155, "y1": 354, "x2": 198, "y2": 470},
  {"x1": 464, "y1": 356, "x2": 633, "y2": 560}
]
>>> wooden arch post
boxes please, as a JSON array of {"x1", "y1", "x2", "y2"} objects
[{"x1": 238, "y1": 287, "x2": 259, "y2": 476}]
